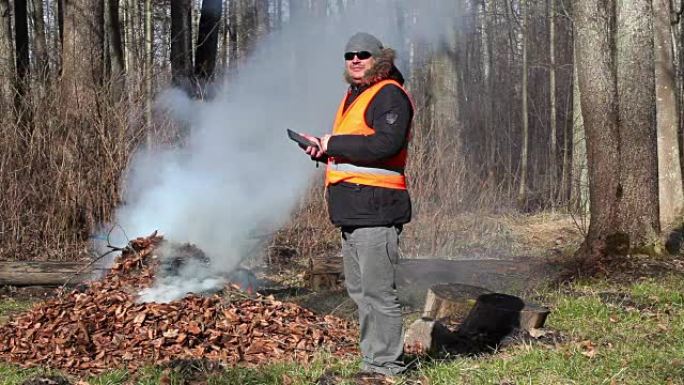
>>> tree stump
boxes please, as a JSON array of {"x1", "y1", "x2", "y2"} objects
[
  {"x1": 404, "y1": 318, "x2": 457, "y2": 355},
  {"x1": 422, "y1": 283, "x2": 492, "y2": 321},
  {"x1": 459, "y1": 293, "x2": 550, "y2": 338}
]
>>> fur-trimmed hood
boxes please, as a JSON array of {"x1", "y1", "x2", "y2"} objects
[{"x1": 344, "y1": 48, "x2": 405, "y2": 86}]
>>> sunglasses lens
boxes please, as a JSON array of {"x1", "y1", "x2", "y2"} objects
[{"x1": 344, "y1": 51, "x2": 373, "y2": 60}]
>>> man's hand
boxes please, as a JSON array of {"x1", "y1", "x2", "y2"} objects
[{"x1": 301, "y1": 133, "x2": 331, "y2": 159}]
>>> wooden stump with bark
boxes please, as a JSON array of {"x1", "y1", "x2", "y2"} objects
[{"x1": 422, "y1": 283, "x2": 491, "y2": 321}]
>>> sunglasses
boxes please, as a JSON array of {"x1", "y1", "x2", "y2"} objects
[{"x1": 344, "y1": 51, "x2": 373, "y2": 60}]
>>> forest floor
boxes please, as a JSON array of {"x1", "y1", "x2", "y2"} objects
[{"x1": 1, "y1": 213, "x2": 683, "y2": 385}]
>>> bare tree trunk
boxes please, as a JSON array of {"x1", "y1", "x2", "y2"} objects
[
  {"x1": 549, "y1": 0, "x2": 558, "y2": 207},
  {"x1": 576, "y1": 0, "x2": 661, "y2": 262},
  {"x1": 61, "y1": 0, "x2": 105, "y2": 113},
  {"x1": 194, "y1": 0, "x2": 222, "y2": 81},
  {"x1": 0, "y1": 0, "x2": 15, "y2": 108},
  {"x1": 57, "y1": 0, "x2": 63, "y2": 48},
  {"x1": 50, "y1": 0, "x2": 62, "y2": 72},
  {"x1": 14, "y1": 0, "x2": 30, "y2": 92},
  {"x1": 428, "y1": 5, "x2": 462, "y2": 216},
  {"x1": 616, "y1": 0, "x2": 660, "y2": 246},
  {"x1": 124, "y1": 0, "x2": 138, "y2": 75},
  {"x1": 653, "y1": 0, "x2": 684, "y2": 228},
  {"x1": 571, "y1": 41, "x2": 588, "y2": 216},
  {"x1": 680, "y1": 3, "x2": 684, "y2": 195},
  {"x1": 144, "y1": 0, "x2": 152, "y2": 129},
  {"x1": 171, "y1": 0, "x2": 193, "y2": 87},
  {"x1": 574, "y1": 0, "x2": 623, "y2": 261},
  {"x1": 275, "y1": 0, "x2": 282, "y2": 29},
  {"x1": 219, "y1": 0, "x2": 228, "y2": 68},
  {"x1": 517, "y1": 0, "x2": 529, "y2": 209},
  {"x1": 236, "y1": 0, "x2": 257, "y2": 64},
  {"x1": 30, "y1": 0, "x2": 49, "y2": 78},
  {"x1": 105, "y1": 0, "x2": 125, "y2": 99},
  {"x1": 256, "y1": 0, "x2": 268, "y2": 38},
  {"x1": 481, "y1": 0, "x2": 496, "y2": 178},
  {"x1": 228, "y1": 0, "x2": 237, "y2": 72}
]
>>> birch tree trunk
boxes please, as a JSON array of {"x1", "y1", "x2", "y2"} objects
[
  {"x1": 125, "y1": 0, "x2": 138, "y2": 75},
  {"x1": 30, "y1": 0, "x2": 49, "y2": 78},
  {"x1": 144, "y1": 0, "x2": 152, "y2": 128},
  {"x1": 653, "y1": 0, "x2": 684, "y2": 228}
]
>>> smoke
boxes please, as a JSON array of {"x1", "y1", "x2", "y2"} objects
[{"x1": 103, "y1": 0, "x2": 459, "y2": 303}]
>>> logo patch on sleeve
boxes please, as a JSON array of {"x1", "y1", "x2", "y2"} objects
[{"x1": 385, "y1": 112, "x2": 399, "y2": 125}]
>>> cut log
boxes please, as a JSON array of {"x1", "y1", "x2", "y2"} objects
[
  {"x1": 309, "y1": 255, "x2": 343, "y2": 275},
  {"x1": 0, "y1": 262, "x2": 100, "y2": 286},
  {"x1": 422, "y1": 283, "x2": 492, "y2": 321},
  {"x1": 459, "y1": 293, "x2": 550, "y2": 338},
  {"x1": 308, "y1": 256, "x2": 343, "y2": 290}
]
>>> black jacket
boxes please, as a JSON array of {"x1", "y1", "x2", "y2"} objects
[{"x1": 324, "y1": 66, "x2": 413, "y2": 227}]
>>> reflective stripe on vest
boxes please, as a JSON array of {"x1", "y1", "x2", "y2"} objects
[
  {"x1": 325, "y1": 79, "x2": 412, "y2": 190},
  {"x1": 329, "y1": 161, "x2": 405, "y2": 176}
]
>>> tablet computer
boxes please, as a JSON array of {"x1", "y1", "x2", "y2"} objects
[{"x1": 287, "y1": 129, "x2": 320, "y2": 150}]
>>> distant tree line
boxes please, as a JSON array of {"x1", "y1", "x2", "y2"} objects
[{"x1": 0, "y1": 0, "x2": 682, "y2": 264}]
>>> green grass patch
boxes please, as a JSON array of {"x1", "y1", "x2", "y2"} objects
[
  {"x1": 0, "y1": 298, "x2": 34, "y2": 327},
  {"x1": 0, "y1": 299, "x2": 33, "y2": 318},
  {"x1": 1, "y1": 273, "x2": 683, "y2": 385}
]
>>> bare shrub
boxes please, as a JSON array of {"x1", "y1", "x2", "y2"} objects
[{"x1": 0, "y1": 81, "x2": 153, "y2": 261}]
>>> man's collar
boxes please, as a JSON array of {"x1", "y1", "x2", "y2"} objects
[{"x1": 349, "y1": 83, "x2": 370, "y2": 93}]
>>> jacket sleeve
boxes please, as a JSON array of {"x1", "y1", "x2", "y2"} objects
[{"x1": 326, "y1": 84, "x2": 412, "y2": 163}]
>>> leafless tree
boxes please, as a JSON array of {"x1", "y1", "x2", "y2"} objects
[
  {"x1": 30, "y1": 0, "x2": 49, "y2": 78},
  {"x1": 0, "y1": 0, "x2": 15, "y2": 109},
  {"x1": 653, "y1": 0, "x2": 684, "y2": 228},
  {"x1": 171, "y1": 0, "x2": 193, "y2": 87}
]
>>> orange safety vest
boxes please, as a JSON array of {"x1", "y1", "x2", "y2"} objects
[{"x1": 325, "y1": 79, "x2": 412, "y2": 190}]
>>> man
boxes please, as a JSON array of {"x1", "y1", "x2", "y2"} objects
[{"x1": 301, "y1": 32, "x2": 414, "y2": 377}]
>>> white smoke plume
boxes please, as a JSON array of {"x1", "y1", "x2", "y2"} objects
[{"x1": 102, "y1": 1, "x2": 459, "y2": 302}]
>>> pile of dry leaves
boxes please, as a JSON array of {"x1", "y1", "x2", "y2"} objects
[{"x1": 0, "y1": 234, "x2": 357, "y2": 373}]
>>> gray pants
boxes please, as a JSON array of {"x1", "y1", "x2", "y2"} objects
[{"x1": 341, "y1": 226, "x2": 405, "y2": 375}]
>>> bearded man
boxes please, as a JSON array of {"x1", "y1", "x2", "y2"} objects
[{"x1": 301, "y1": 32, "x2": 414, "y2": 377}]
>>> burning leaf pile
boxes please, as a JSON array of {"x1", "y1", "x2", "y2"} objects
[{"x1": 0, "y1": 234, "x2": 357, "y2": 373}]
